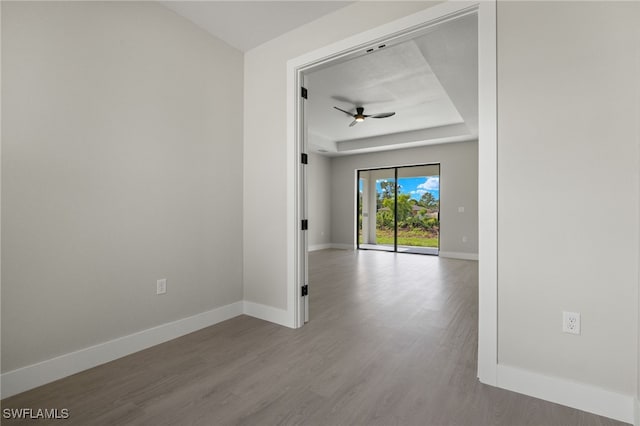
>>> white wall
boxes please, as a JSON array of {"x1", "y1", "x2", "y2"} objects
[
  {"x1": 243, "y1": 1, "x2": 439, "y2": 310},
  {"x1": 308, "y1": 153, "x2": 331, "y2": 250},
  {"x1": 329, "y1": 142, "x2": 478, "y2": 255},
  {"x1": 1, "y1": 2, "x2": 244, "y2": 372},
  {"x1": 497, "y1": 1, "x2": 639, "y2": 396}
]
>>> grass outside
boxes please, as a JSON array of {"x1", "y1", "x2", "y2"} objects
[{"x1": 359, "y1": 228, "x2": 439, "y2": 248}]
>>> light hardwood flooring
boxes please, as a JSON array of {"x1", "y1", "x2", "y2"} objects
[{"x1": 1, "y1": 249, "x2": 627, "y2": 425}]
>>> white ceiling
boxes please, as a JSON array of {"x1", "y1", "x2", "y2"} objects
[
  {"x1": 306, "y1": 40, "x2": 464, "y2": 142},
  {"x1": 306, "y1": 13, "x2": 478, "y2": 156},
  {"x1": 162, "y1": 1, "x2": 353, "y2": 52}
]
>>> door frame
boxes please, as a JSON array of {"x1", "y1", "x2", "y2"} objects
[{"x1": 286, "y1": 1, "x2": 497, "y2": 385}]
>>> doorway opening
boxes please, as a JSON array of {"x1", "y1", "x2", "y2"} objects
[
  {"x1": 358, "y1": 164, "x2": 440, "y2": 255},
  {"x1": 288, "y1": 1, "x2": 496, "y2": 385}
]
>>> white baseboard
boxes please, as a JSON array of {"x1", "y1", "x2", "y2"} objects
[
  {"x1": 242, "y1": 301, "x2": 293, "y2": 328},
  {"x1": 0, "y1": 301, "x2": 244, "y2": 399},
  {"x1": 309, "y1": 243, "x2": 354, "y2": 251},
  {"x1": 497, "y1": 364, "x2": 635, "y2": 424},
  {"x1": 330, "y1": 243, "x2": 354, "y2": 250},
  {"x1": 439, "y1": 251, "x2": 479, "y2": 261},
  {"x1": 309, "y1": 243, "x2": 332, "y2": 252}
]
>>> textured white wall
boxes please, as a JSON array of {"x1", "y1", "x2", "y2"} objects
[
  {"x1": 243, "y1": 1, "x2": 439, "y2": 309},
  {"x1": 1, "y1": 2, "x2": 244, "y2": 372},
  {"x1": 497, "y1": 1, "x2": 640, "y2": 395},
  {"x1": 329, "y1": 142, "x2": 478, "y2": 254}
]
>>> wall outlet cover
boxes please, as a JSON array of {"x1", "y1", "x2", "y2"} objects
[
  {"x1": 562, "y1": 311, "x2": 580, "y2": 335},
  {"x1": 157, "y1": 279, "x2": 167, "y2": 295}
]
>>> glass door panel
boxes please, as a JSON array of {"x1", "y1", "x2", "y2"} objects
[
  {"x1": 397, "y1": 165, "x2": 440, "y2": 255},
  {"x1": 357, "y1": 174, "x2": 365, "y2": 247}
]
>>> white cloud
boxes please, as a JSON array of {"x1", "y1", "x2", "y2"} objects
[
  {"x1": 417, "y1": 176, "x2": 439, "y2": 191},
  {"x1": 411, "y1": 189, "x2": 428, "y2": 196}
]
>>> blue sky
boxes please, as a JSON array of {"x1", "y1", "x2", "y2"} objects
[
  {"x1": 363, "y1": 176, "x2": 440, "y2": 200},
  {"x1": 398, "y1": 176, "x2": 440, "y2": 200}
]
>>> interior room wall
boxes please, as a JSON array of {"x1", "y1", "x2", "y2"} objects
[
  {"x1": 329, "y1": 141, "x2": 478, "y2": 256},
  {"x1": 243, "y1": 1, "x2": 439, "y2": 310},
  {"x1": 1, "y1": 1, "x2": 244, "y2": 372},
  {"x1": 308, "y1": 153, "x2": 331, "y2": 250},
  {"x1": 497, "y1": 1, "x2": 639, "y2": 396}
]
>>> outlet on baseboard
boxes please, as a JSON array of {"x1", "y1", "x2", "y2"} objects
[
  {"x1": 562, "y1": 311, "x2": 580, "y2": 335},
  {"x1": 157, "y1": 279, "x2": 167, "y2": 295}
]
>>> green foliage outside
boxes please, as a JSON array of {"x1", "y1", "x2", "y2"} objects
[
  {"x1": 374, "y1": 229, "x2": 439, "y2": 248},
  {"x1": 375, "y1": 191, "x2": 439, "y2": 231}
]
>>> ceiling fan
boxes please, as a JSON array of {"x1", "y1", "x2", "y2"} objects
[{"x1": 333, "y1": 106, "x2": 396, "y2": 127}]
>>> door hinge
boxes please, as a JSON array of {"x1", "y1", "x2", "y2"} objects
[
  {"x1": 301, "y1": 285, "x2": 308, "y2": 296},
  {"x1": 301, "y1": 87, "x2": 308, "y2": 99},
  {"x1": 301, "y1": 219, "x2": 308, "y2": 230},
  {"x1": 301, "y1": 153, "x2": 308, "y2": 164}
]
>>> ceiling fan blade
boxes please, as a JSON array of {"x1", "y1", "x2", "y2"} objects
[
  {"x1": 334, "y1": 106, "x2": 355, "y2": 117},
  {"x1": 349, "y1": 120, "x2": 358, "y2": 127},
  {"x1": 369, "y1": 112, "x2": 396, "y2": 119}
]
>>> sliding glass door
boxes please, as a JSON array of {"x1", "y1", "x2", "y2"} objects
[{"x1": 357, "y1": 164, "x2": 440, "y2": 255}]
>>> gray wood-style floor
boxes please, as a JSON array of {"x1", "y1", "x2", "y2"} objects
[{"x1": 1, "y1": 249, "x2": 627, "y2": 425}]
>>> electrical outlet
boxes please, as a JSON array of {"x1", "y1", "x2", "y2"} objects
[
  {"x1": 562, "y1": 311, "x2": 580, "y2": 335},
  {"x1": 157, "y1": 279, "x2": 167, "y2": 295}
]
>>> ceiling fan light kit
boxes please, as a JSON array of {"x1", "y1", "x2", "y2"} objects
[{"x1": 333, "y1": 105, "x2": 396, "y2": 127}]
